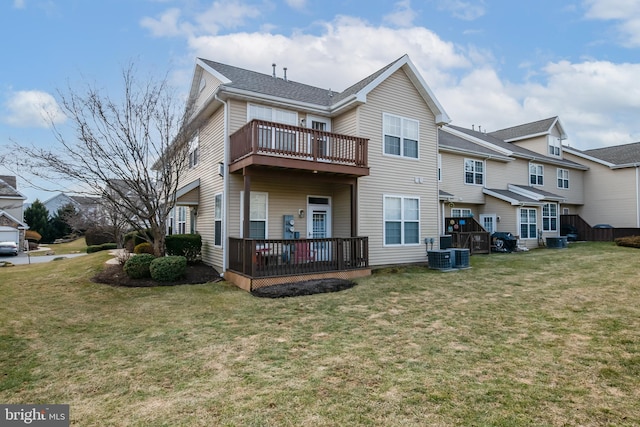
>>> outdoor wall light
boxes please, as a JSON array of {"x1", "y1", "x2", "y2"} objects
[{"x1": 298, "y1": 209, "x2": 305, "y2": 218}]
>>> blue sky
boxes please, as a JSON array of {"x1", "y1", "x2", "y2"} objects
[{"x1": 2, "y1": 0, "x2": 640, "y2": 202}]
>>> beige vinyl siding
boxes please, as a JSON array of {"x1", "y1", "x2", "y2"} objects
[
  {"x1": 554, "y1": 167, "x2": 584, "y2": 205},
  {"x1": 486, "y1": 157, "x2": 529, "y2": 188},
  {"x1": 195, "y1": 72, "x2": 223, "y2": 112},
  {"x1": 564, "y1": 152, "x2": 639, "y2": 227},
  {"x1": 482, "y1": 196, "x2": 542, "y2": 249},
  {"x1": 356, "y1": 68, "x2": 439, "y2": 266},
  {"x1": 332, "y1": 108, "x2": 357, "y2": 136},
  {"x1": 439, "y1": 152, "x2": 486, "y2": 204},
  {"x1": 2, "y1": 204, "x2": 23, "y2": 223},
  {"x1": 180, "y1": 105, "x2": 225, "y2": 271},
  {"x1": 227, "y1": 175, "x2": 352, "y2": 239},
  {"x1": 510, "y1": 135, "x2": 548, "y2": 155}
]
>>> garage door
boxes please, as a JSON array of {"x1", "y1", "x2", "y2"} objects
[{"x1": 0, "y1": 227, "x2": 19, "y2": 244}]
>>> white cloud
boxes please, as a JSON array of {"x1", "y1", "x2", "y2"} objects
[
  {"x1": 383, "y1": 0, "x2": 418, "y2": 28},
  {"x1": 584, "y1": 0, "x2": 640, "y2": 47},
  {"x1": 13, "y1": 0, "x2": 25, "y2": 9},
  {"x1": 2, "y1": 90, "x2": 66, "y2": 128},
  {"x1": 140, "y1": 8, "x2": 192, "y2": 38},
  {"x1": 436, "y1": 0, "x2": 486, "y2": 21},
  {"x1": 141, "y1": 4, "x2": 639, "y2": 150}
]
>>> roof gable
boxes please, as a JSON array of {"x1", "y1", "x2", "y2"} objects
[
  {"x1": 191, "y1": 55, "x2": 450, "y2": 123},
  {"x1": 489, "y1": 117, "x2": 566, "y2": 142},
  {"x1": 0, "y1": 177, "x2": 26, "y2": 200}
]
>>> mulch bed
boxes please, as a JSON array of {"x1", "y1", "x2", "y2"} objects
[
  {"x1": 93, "y1": 262, "x2": 356, "y2": 297},
  {"x1": 251, "y1": 279, "x2": 357, "y2": 298},
  {"x1": 92, "y1": 262, "x2": 222, "y2": 287}
]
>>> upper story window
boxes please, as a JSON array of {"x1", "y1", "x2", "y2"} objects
[
  {"x1": 248, "y1": 104, "x2": 298, "y2": 151},
  {"x1": 529, "y1": 163, "x2": 544, "y2": 186},
  {"x1": 548, "y1": 135, "x2": 561, "y2": 157},
  {"x1": 464, "y1": 159, "x2": 484, "y2": 185},
  {"x1": 384, "y1": 195, "x2": 420, "y2": 245},
  {"x1": 188, "y1": 132, "x2": 199, "y2": 168},
  {"x1": 248, "y1": 104, "x2": 297, "y2": 125},
  {"x1": 383, "y1": 113, "x2": 419, "y2": 159},
  {"x1": 557, "y1": 168, "x2": 569, "y2": 189}
]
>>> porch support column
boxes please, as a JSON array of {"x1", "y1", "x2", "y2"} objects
[
  {"x1": 350, "y1": 180, "x2": 358, "y2": 237},
  {"x1": 243, "y1": 169, "x2": 251, "y2": 238}
]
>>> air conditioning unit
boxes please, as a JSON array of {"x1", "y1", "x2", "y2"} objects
[
  {"x1": 427, "y1": 250, "x2": 453, "y2": 270},
  {"x1": 450, "y1": 248, "x2": 470, "y2": 269}
]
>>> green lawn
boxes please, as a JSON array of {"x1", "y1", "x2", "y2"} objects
[{"x1": 1, "y1": 242, "x2": 639, "y2": 426}]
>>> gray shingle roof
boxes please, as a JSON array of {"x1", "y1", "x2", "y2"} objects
[
  {"x1": 509, "y1": 185, "x2": 565, "y2": 201},
  {"x1": 439, "y1": 128, "x2": 509, "y2": 157},
  {"x1": 582, "y1": 141, "x2": 640, "y2": 165},
  {"x1": 483, "y1": 188, "x2": 542, "y2": 205},
  {"x1": 199, "y1": 56, "x2": 403, "y2": 107},
  {"x1": 0, "y1": 176, "x2": 22, "y2": 198},
  {"x1": 489, "y1": 117, "x2": 558, "y2": 141},
  {"x1": 447, "y1": 125, "x2": 587, "y2": 170}
]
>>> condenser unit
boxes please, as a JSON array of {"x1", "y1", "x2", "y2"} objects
[
  {"x1": 450, "y1": 248, "x2": 470, "y2": 269},
  {"x1": 427, "y1": 250, "x2": 453, "y2": 270}
]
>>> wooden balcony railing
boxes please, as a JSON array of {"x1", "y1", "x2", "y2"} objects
[
  {"x1": 229, "y1": 119, "x2": 368, "y2": 171},
  {"x1": 228, "y1": 237, "x2": 369, "y2": 278}
]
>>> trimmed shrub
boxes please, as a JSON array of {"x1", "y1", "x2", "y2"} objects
[
  {"x1": 615, "y1": 235, "x2": 640, "y2": 248},
  {"x1": 84, "y1": 227, "x2": 114, "y2": 246},
  {"x1": 25, "y1": 230, "x2": 42, "y2": 242},
  {"x1": 165, "y1": 234, "x2": 202, "y2": 264},
  {"x1": 123, "y1": 253, "x2": 156, "y2": 279},
  {"x1": 150, "y1": 256, "x2": 187, "y2": 282},
  {"x1": 134, "y1": 242, "x2": 155, "y2": 255},
  {"x1": 86, "y1": 243, "x2": 118, "y2": 253}
]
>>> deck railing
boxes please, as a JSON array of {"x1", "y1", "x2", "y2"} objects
[
  {"x1": 229, "y1": 119, "x2": 368, "y2": 167},
  {"x1": 228, "y1": 237, "x2": 369, "y2": 278}
]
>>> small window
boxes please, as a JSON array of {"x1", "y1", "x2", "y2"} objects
[
  {"x1": 548, "y1": 135, "x2": 561, "y2": 156},
  {"x1": 188, "y1": 132, "x2": 199, "y2": 168},
  {"x1": 177, "y1": 206, "x2": 186, "y2": 234},
  {"x1": 557, "y1": 168, "x2": 569, "y2": 189},
  {"x1": 451, "y1": 208, "x2": 472, "y2": 218},
  {"x1": 214, "y1": 193, "x2": 223, "y2": 246},
  {"x1": 384, "y1": 196, "x2": 420, "y2": 245},
  {"x1": 464, "y1": 159, "x2": 484, "y2": 185},
  {"x1": 383, "y1": 113, "x2": 419, "y2": 159},
  {"x1": 529, "y1": 163, "x2": 544, "y2": 186}
]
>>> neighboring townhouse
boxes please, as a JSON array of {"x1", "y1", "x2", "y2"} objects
[
  {"x1": 438, "y1": 117, "x2": 589, "y2": 249},
  {"x1": 563, "y1": 142, "x2": 640, "y2": 228},
  {"x1": 44, "y1": 193, "x2": 101, "y2": 221},
  {"x1": 0, "y1": 175, "x2": 28, "y2": 249},
  {"x1": 173, "y1": 54, "x2": 450, "y2": 289}
]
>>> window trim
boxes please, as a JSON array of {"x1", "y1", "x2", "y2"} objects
[
  {"x1": 188, "y1": 132, "x2": 199, "y2": 169},
  {"x1": 451, "y1": 208, "x2": 472, "y2": 218},
  {"x1": 214, "y1": 193, "x2": 223, "y2": 247},
  {"x1": 542, "y1": 203, "x2": 558, "y2": 232},
  {"x1": 519, "y1": 207, "x2": 537, "y2": 240},
  {"x1": 529, "y1": 163, "x2": 544, "y2": 186},
  {"x1": 177, "y1": 206, "x2": 186, "y2": 234},
  {"x1": 464, "y1": 158, "x2": 484, "y2": 186},
  {"x1": 383, "y1": 195, "x2": 421, "y2": 246},
  {"x1": 557, "y1": 168, "x2": 569, "y2": 189},
  {"x1": 240, "y1": 191, "x2": 268, "y2": 239},
  {"x1": 548, "y1": 135, "x2": 561, "y2": 157},
  {"x1": 382, "y1": 113, "x2": 420, "y2": 160}
]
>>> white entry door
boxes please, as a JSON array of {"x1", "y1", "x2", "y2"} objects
[
  {"x1": 480, "y1": 214, "x2": 497, "y2": 234},
  {"x1": 307, "y1": 196, "x2": 331, "y2": 261}
]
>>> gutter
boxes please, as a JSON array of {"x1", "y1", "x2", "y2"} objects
[{"x1": 215, "y1": 93, "x2": 229, "y2": 276}]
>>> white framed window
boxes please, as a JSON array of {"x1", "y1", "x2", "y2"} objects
[
  {"x1": 177, "y1": 206, "x2": 186, "y2": 234},
  {"x1": 383, "y1": 113, "x2": 419, "y2": 159},
  {"x1": 248, "y1": 104, "x2": 298, "y2": 151},
  {"x1": 519, "y1": 208, "x2": 537, "y2": 239},
  {"x1": 240, "y1": 191, "x2": 268, "y2": 239},
  {"x1": 214, "y1": 193, "x2": 223, "y2": 247},
  {"x1": 464, "y1": 159, "x2": 484, "y2": 185},
  {"x1": 542, "y1": 203, "x2": 558, "y2": 232},
  {"x1": 188, "y1": 132, "x2": 199, "y2": 168},
  {"x1": 557, "y1": 168, "x2": 569, "y2": 189},
  {"x1": 548, "y1": 135, "x2": 561, "y2": 157},
  {"x1": 451, "y1": 208, "x2": 472, "y2": 217},
  {"x1": 529, "y1": 163, "x2": 544, "y2": 186},
  {"x1": 384, "y1": 195, "x2": 420, "y2": 245}
]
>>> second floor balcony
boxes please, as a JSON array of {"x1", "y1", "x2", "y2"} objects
[{"x1": 229, "y1": 119, "x2": 369, "y2": 176}]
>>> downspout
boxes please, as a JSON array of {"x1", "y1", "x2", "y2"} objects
[{"x1": 215, "y1": 93, "x2": 229, "y2": 275}]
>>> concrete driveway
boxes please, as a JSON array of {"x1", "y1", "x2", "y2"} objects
[{"x1": 2, "y1": 252, "x2": 87, "y2": 265}]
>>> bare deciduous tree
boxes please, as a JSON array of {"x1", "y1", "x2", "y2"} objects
[{"x1": 7, "y1": 63, "x2": 197, "y2": 256}]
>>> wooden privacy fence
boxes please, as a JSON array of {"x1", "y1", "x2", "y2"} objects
[{"x1": 561, "y1": 215, "x2": 640, "y2": 241}]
